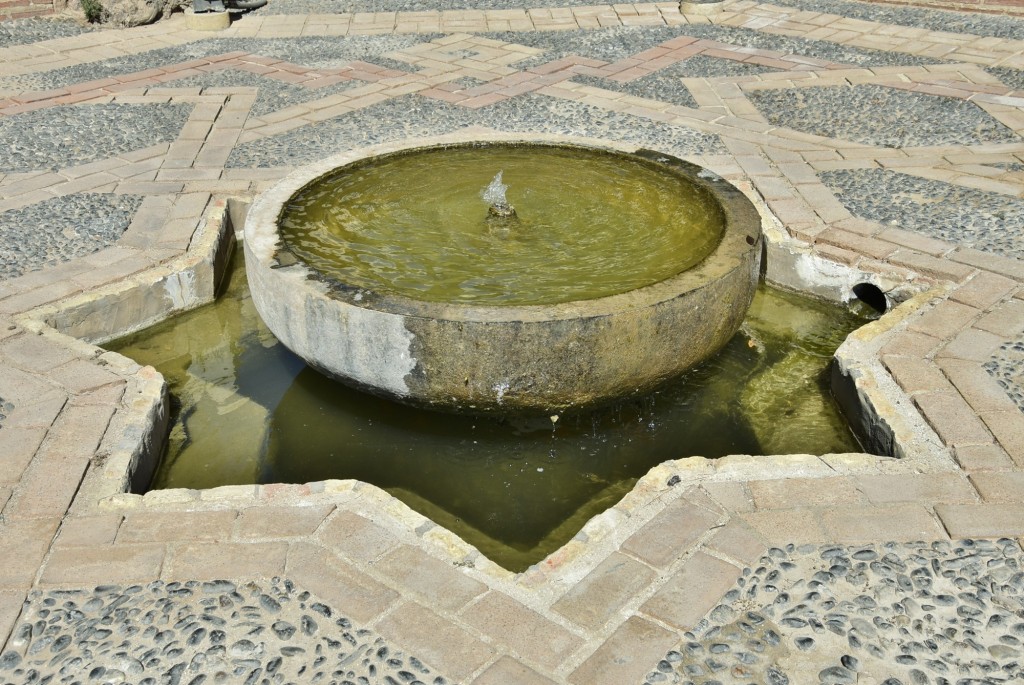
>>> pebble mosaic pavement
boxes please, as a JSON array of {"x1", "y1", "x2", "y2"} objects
[{"x1": 0, "y1": 0, "x2": 1023, "y2": 684}]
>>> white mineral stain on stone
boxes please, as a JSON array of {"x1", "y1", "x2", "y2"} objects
[
  {"x1": 163, "y1": 270, "x2": 198, "y2": 310},
  {"x1": 793, "y1": 252, "x2": 859, "y2": 301}
]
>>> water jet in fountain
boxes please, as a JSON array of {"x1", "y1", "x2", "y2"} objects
[
  {"x1": 244, "y1": 137, "x2": 764, "y2": 414},
  {"x1": 483, "y1": 170, "x2": 517, "y2": 220}
]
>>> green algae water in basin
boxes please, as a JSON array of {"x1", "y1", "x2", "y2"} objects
[
  {"x1": 108, "y1": 251, "x2": 876, "y2": 572},
  {"x1": 279, "y1": 144, "x2": 726, "y2": 306},
  {"x1": 245, "y1": 137, "x2": 764, "y2": 415}
]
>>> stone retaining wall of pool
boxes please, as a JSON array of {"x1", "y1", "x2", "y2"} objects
[{"x1": 1, "y1": 1, "x2": 1023, "y2": 682}]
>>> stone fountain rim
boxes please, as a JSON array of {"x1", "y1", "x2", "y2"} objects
[{"x1": 244, "y1": 132, "x2": 763, "y2": 324}]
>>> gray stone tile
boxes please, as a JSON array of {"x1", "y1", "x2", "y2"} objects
[
  {"x1": 376, "y1": 600, "x2": 495, "y2": 682},
  {"x1": 461, "y1": 591, "x2": 583, "y2": 670},
  {"x1": 641, "y1": 552, "x2": 742, "y2": 631},
  {"x1": 621, "y1": 497, "x2": 720, "y2": 569},
  {"x1": 569, "y1": 616, "x2": 678, "y2": 685},
  {"x1": 552, "y1": 552, "x2": 657, "y2": 631}
]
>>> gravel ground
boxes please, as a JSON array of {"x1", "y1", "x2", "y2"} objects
[
  {"x1": 0, "y1": 103, "x2": 192, "y2": 174},
  {"x1": 0, "y1": 193, "x2": 142, "y2": 280},
  {"x1": 256, "y1": 0, "x2": 598, "y2": 14},
  {"x1": 985, "y1": 337, "x2": 1024, "y2": 412},
  {"x1": 0, "y1": 24, "x2": 943, "y2": 95},
  {"x1": 987, "y1": 67, "x2": 1024, "y2": 94},
  {"x1": 158, "y1": 69, "x2": 366, "y2": 119},
  {"x1": 765, "y1": 0, "x2": 1024, "y2": 41},
  {"x1": 820, "y1": 169, "x2": 1024, "y2": 261},
  {"x1": 747, "y1": 84, "x2": 1020, "y2": 148},
  {"x1": 0, "y1": 35, "x2": 436, "y2": 93},
  {"x1": 226, "y1": 92, "x2": 726, "y2": 168},
  {"x1": 0, "y1": 578, "x2": 451, "y2": 685},
  {"x1": 253, "y1": 0, "x2": 1024, "y2": 27},
  {"x1": 570, "y1": 54, "x2": 780, "y2": 110},
  {"x1": 0, "y1": 16, "x2": 95, "y2": 49},
  {"x1": 484, "y1": 25, "x2": 944, "y2": 72},
  {"x1": 646, "y1": 538, "x2": 1024, "y2": 685}
]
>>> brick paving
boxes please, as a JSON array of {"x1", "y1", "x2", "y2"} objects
[{"x1": 0, "y1": 1, "x2": 1023, "y2": 683}]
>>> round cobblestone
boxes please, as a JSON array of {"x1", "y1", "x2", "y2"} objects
[
  {"x1": 3, "y1": 579, "x2": 451, "y2": 684},
  {"x1": 646, "y1": 540, "x2": 1024, "y2": 685},
  {"x1": 985, "y1": 336, "x2": 1024, "y2": 412}
]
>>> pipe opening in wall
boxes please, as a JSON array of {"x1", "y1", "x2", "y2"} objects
[{"x1": 852, "y1": 282, "x2": 888, "y2": 315}]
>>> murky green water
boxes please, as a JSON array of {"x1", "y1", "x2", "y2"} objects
[
  {"x1": 109, "y1": 253, "x2": 876, "y2": 572},
  {"x1": 280, "y1": 144, "x2": 724, "y2": 305}
]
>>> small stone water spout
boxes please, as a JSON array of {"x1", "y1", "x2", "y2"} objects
[{"x1": 482, "y1": 171, "x2": 517, "y2": 219}]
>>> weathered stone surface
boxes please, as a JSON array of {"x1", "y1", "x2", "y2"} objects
[
  {"x1": 854, "y1": 473, "x2": 979, "y2": 505},
  {"x1": 569, "y1": 616, "x2": 678, "y2": 685},
  {"x1": 954, "y1": 443, "x2": 1016, "y2": 471},
  {"x1": 244, "y1": 137, "x2": 762, "y2": 415},
  {"x1": 936, "y1": 503, "x2": 1024, "y2": 537},
  {"x1": 118, "y1": 510, "x2": 238, "y2": 544},
  {"x1": 742, "y1": 509, "x2": 830, "y2": 544},
  {"x1": 235, "y1": 504, "x2": 334, "y2": 539},
  {"x1": 472, "y1": 656, "x2": 557, "y2": 685},
  {"x1": 0, "y1": 426, "x2": 45, "y2": 485},
  {"x1": 319, "y1": 510, "x2": 402, "y2": 562},
  {"x1": 749, "y1": 476, "x2": 865, "y2": 509},
  {"x1": 371, "y1": 544, "x2": 486, "y2": 612},
  {"x1": 640, "y1": 552, "x2": 741, "y2": 630},
  {"x1": 705, "y1": 519, "x2": 767, "y2": 564},
  {"x1": 970, "y1": 471, "x2": 1024, "y2": 502},
  {"x1": 461, "y1": 591, "x2": 584, "y2": 669},
  {"x1": 376, "y1": 601, "x2": 496, "y2": 682},
  {"x1": 39, "y1": 543, "x2": 165, "y2": 587},
  {"x1": 286, "y1": 544, "x2": 400, "y2": 624},
  {"x1": 0, "y1": 591, "x2": 24, "y2": 652},
  {"x1": 52, "y1": 513, "x2": 123, "y2": 547},
  {"x1": 553, "y1": 552, "x2": 657, "y2": 631},
  {"x1": 164, "y1": 541, "x2": 288, "y2": 580},
  {"x1": 823, "y1": 504, "x2": 947, "y2": 542},
  {"x1": 0, "y1": 519, "x2": 58, "y2": 589},
  {"x1": 621, "y1": 497, "x2": 720, "y2": 569}
]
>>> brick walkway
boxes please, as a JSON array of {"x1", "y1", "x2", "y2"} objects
[{"x1": 0, "y1": 1, "x2": 1023, "y2": 683}]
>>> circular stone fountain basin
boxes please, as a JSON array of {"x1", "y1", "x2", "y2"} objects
[{"x1": 244, "y1": 136, "x2": 763, "y2": 415}]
